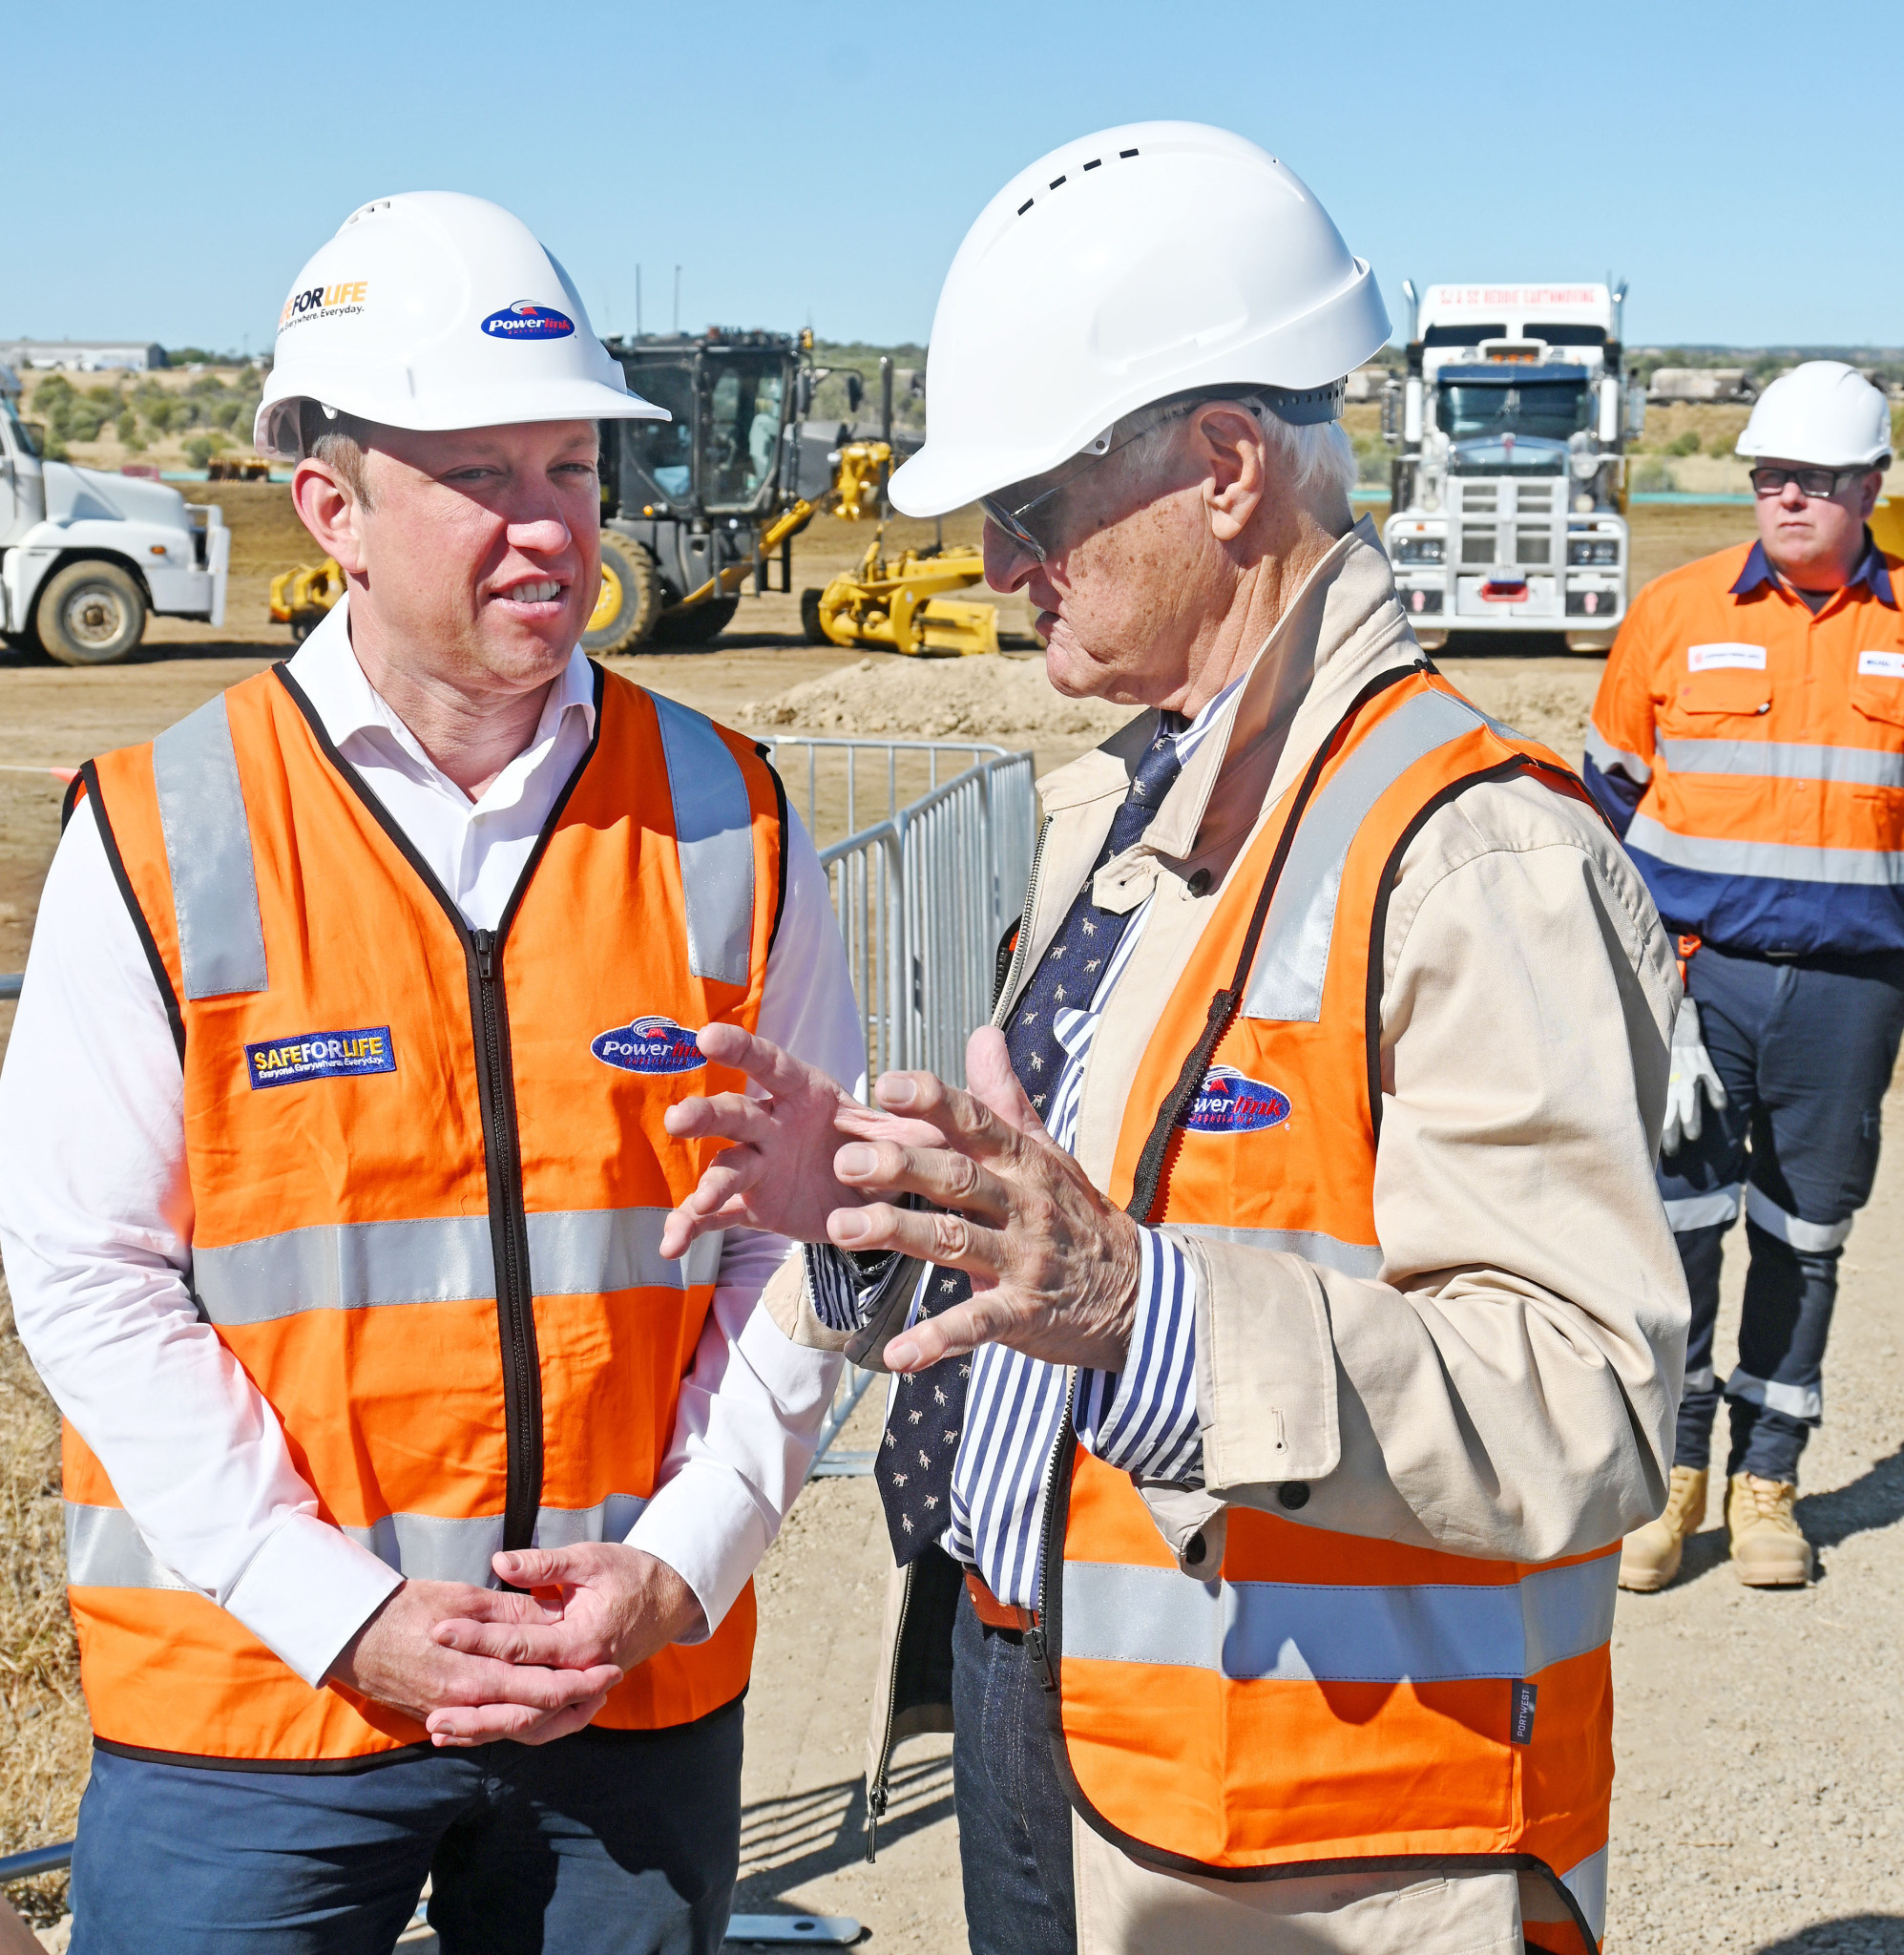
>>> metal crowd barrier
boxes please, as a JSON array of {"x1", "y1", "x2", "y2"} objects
[{"x1": 761, "y1": 739, "x2": 1038, "y2": 1482}]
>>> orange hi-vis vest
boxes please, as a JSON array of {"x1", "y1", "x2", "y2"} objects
[
  {"x1": 1040, "y1": 667, "x2": 1618, "y2": 1954},
  {"x1": 65, "y1": 661, "x2": 785, "y2": 1768}
]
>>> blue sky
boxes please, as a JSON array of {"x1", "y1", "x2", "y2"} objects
[{"x1": 10, "y1": 0, "x2": 1898, "y2": 355}]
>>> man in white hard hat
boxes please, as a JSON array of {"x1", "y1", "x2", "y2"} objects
[
  {"x1": 1587, "y1": 360, "x2": 1904, "y2": 1593},
  {"x1": 649, "y1": 124, "x2": 1685, "y2": 1954},
  {"x1": 0, "y1": 192, "x2": 860, "y2": 1951}
]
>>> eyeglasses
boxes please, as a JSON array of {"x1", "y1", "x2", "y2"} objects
[
  {"x1": 979, "y1": 395, "x2": 1223, "y2": 563},
  {"x1": 1749, "y1": 466, "x2": 1864, "y2": 500}
]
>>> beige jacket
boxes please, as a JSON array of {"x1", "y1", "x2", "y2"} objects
[{"x1": 765, "y1": 518, "x2": 1687, "y2": 1944}]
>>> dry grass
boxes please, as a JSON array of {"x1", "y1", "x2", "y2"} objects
[{"x1": 0, "y1": 1276, "x2": 86, "y2": 1926}]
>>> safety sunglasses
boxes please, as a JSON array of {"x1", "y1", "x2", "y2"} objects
[
  {"x1": 979, "y1": 394, "x2": 1225, "y2": 563},
  {"x1": 1749, "y1": 466, "x2": 1865, "y2": 500}
]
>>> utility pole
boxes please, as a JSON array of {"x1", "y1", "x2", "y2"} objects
[
  {"x1": 636, "y1": 266, "x2": 642, "y2": 337},
  {"x1": 673, "y1": 265, "x2": 681, "y2": 335}
]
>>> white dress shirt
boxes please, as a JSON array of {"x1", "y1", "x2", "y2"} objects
[{"x1": 0, "y1": 600, "x2": 862, "y2": 1686}]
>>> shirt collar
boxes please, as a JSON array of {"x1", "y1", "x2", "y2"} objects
[
  {"x1": 283, "y1": 594, "x2": 598, "y2": 766},
  {"x1": 1730, "y1": 530, "x2": 1895, "y2": 608}
]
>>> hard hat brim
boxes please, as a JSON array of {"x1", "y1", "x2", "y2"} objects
[{"x1": 254, "y1": 378, "x2": 668, "y2": 463}]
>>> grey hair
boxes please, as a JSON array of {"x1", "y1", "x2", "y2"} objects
[
  {"x1": 1119, "y1": 390, "x2": 1357, "y2": 509},
  {"x1": 298, "y1": 400, "x2": 379, "y2": 507}
]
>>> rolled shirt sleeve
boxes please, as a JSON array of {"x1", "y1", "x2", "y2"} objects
[{"x1": 1185, "y1": 776, "x2": 1688, "y2": 1564}]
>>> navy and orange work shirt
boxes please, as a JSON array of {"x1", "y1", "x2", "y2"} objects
[{"x1": 1584, "y1": 531, "x2": 1904, "y2": 956}]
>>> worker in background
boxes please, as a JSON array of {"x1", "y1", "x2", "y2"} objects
[
  {"x1": 0, "y1": 193, "x2": 862, "y2": 1953},
  {"x1": 635, "y1": 124, "x2": 1685, "y2": 1955},
  {"x1": 1586, "y1": 361, "x2": 1904, "y2": 1592}
]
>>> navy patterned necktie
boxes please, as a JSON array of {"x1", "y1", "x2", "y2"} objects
[{"x1": 876, "y1": 722, "x2": 1186, "y2": 1566}]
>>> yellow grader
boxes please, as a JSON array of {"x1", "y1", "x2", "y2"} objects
[{"x1": 268, "y1": 557, "x2": 345, "y2": 642}]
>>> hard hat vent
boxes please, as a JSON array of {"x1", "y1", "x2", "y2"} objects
[{"x1": 1015, "y1": 146, "x2": 1143, "y2": 218}]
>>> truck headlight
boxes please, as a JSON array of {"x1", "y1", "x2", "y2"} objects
[
  {"x1": 1567, "y1": 536, "x2": 1620, "y2": 567},
  {"x1": 1394, "y1": 536, "x2": 1444, "y2": 565}
]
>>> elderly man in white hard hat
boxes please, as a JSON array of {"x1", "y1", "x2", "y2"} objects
[
  {"x1": 656, "y1": 124, "x2": 1686, "y2": 1955},
  {"x1": 0, "y1": 193, "x2": 861, "y2": 1951},
  {"x1": 1587, "y1": 361, "x2": 1903, "y2": 1594}
]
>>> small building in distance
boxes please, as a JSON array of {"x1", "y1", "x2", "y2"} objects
[{"x1": 0, "y1": 338, "x2": 167, "y2": 372}]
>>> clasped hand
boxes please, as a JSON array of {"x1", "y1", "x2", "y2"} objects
[{"x1": 659, "y1": 1020, "x2": 1141, "y2": 1374}]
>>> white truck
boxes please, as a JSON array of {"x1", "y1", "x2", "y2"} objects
[
  {"x1": 1384, "y1": 283, "x2": 1643, "y2": 646},
  {"x1": 1, "y1": 365, "x2": 230, "y2": 665}
]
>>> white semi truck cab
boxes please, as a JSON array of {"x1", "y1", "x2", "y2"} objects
[
  {"x1": 1384, "y1": 283, "x2": 1644, "y2": 646},
  {"x1": 1, "y1": 364, "x2": 230, "y2": 665}
]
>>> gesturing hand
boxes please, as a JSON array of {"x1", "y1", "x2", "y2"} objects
[
  {"x1": 659, "y1": 1021, "x2": 946, "y2": 1257},
  {"x1": 327, "y1": 1579, "x2": 621, "y2": 1747},
  {"x1": 424, "y1": 1544, "x2": 704, "y2": 1746},
  {"x1": 828, "y1": 1026, "x2": 1142, "y2": 1374}
]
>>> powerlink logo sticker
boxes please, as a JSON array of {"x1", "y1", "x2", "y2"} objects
[
  {"x1": 480, "y1": 302, "x2": 575, "y2": 341},
  {"x1": 591, "y1": 1016, "x2": 707, "y2": 1075},
  {"x1": 246, "y1": 1026, "x2": 395, "y2": 1090},
  {"x1": 1178, "y1": 1064, "x2": 1291, "y2": 1135},
  {"x1": 279, "y1": 281, "x2": 368, "y2": 332}
]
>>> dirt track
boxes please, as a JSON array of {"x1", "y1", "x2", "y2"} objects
[{"x1": 7, "y1": 497, "x2": 1902, "y2": 1951}]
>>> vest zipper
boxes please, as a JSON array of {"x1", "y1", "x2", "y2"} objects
[
  {"x1": 1027, "y1": 1369, "x2": 1077, "y2": 1694},
  {"x1": 472, "y1": 925, "x2": 544, "y2": 1553},
  {"x1": 863, "y1": 1557, "x2": 917, "y2": 1861}
]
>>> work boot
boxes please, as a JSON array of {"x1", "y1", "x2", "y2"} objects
[
  {"x1": 1726, "y1": 1474, "x2": 1813, "y2": 1587},
  {"x1": 1618, "y1": 1465, "x2": 1708, "y2": 1591}
]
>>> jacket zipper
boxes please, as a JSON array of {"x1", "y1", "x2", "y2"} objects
[
  {"x1": 1026, "y1": 1369, "x2": 1078, "y2": 1693},
  {"x1": 472, "y1": 926, "x2": 543, "y2": 1553},
  {"x1": 863, "y1": 1557, "x2": 917, "y2": 1861},
  {"x1": 995, "y1": 815, "x2": 1052, "y2": 1023}
]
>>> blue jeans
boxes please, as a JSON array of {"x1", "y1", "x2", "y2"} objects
[
  {"x1": 1660, "y1": 943, "x2": 1904, "y2": 1484},
  {"x1": 69, "y1": 1704, "x2": 743, "y2": 1955},
  {"x1": 951, "y1": 1584, "x2": 1076, "y2": 1955}
]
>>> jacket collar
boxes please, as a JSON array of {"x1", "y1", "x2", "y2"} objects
[
  {"x1": 1730, "y1": 530, "x2": 1896, "y2": 608},
  {"x1": 1035, "y1": 515, "x2": 1420, "y2": 860}
]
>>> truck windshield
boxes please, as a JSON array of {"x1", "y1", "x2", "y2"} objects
[
  {"x1": 1441, "y1": 376, "x2": 1590, "y2": 443},
  {"x1": 702, "y1": 355, "x2": 785, "y2": 511},
  {"x1": 1, "y1": 394, "x2": 42, "y2": 458}
]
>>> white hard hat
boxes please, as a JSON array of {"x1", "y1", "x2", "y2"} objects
[
  {"x1": 890, "y1": 121, "x2": 1390, "y2": 517},
  {"x1": 1735, "y1": 361, "x2": 1893, "y2": 471},
  {"x1": 254, "y1": 191, "x2": 664, "y2": 461}
]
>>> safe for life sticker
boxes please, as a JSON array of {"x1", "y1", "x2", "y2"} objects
[
  {"x1": 591, "y1": 1015, "x2": 708, "y2": 1075},
  {"x1": 1858, "y1": 650, "x2": 1904, "y2": 678},
  {"x1": 246, "y1": 1027, "x2": 395, "y2": 1090},
  {"x1": 1687, "y1": 643, "x2": 1767, "y2": 672}
]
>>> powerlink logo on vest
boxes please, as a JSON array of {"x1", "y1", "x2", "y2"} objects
[
  {"x1": 480, "y1": 301, "x2": 575, "y2": 341},
  {"x1": 1177, "y1": 1064, "x2": 1291, "y2": 1135},
  {"x1": 591, "y1": 1016, "x2": 708, "y2": 1075},
  {"x1": 245, "y1": 1027, "x2": 397, "y2": 1090}
]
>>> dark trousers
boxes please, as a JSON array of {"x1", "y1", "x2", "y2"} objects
[
  {"x1": 1659, "y1": 942, "x2": 1904, "y2": 1484},
  {"x1": 951, "y1": 1584, "x2": 1076, "y2": 1955},
  {"x1": 69, "y1": 1703, "x2": 743, "y2": 1955}
]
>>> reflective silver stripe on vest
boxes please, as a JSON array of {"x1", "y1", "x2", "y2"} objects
[
  {"x1": 1062, "y1": 1552, "x2": 1618, "y2": 1682},
  {"x1": 1625, "y1": 813, "x2": 1904, "y2": 886},
  {"x1": 65, "y1": 1503, "x2": 197, "y2": 1592},
  {"x1": 342, "y1": 1495, "x2": 651, "y2": 1586},
  {"x1": 192, "y1": 1209, "x2": 723, "y2": 1325},
  {"x1": 152, "y1": 694, "x2": 268, "y2": 999},
  {"x1": 1658, "y1": 737, "x2": 1904, "y2": 789},
  {"x1": 1176, "y1": 1223, "x2": 1383, "y2": 1281},
  {"x1": 66, "y1": 1497, "x2": 651, "y2": 1593},
  {"x1": 1583, "y1": 723, "x2": 1651, "y2": 785},
  {"x1": 1560, "y1": 1841, "x2": 1609, "y2": 1943},
  {"x1": 1244, "y1": 690, "x2": 1490, "y2": 1023},
  {"x1": 651, "y1": 694, "x2": 756, "y2": 987}
]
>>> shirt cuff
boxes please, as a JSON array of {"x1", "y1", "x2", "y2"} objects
[
  {"x1": 1076, "y1": 1228, "x2": 1203, "y2": 1482},
  {"x1": 221, "y1": 1511, "x2": 405, "y2": 1689},
  {"x1": 626, "y1": 1460, "x2": 770, "y2": 1645}
]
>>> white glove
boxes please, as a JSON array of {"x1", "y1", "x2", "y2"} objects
[{"x1": 1660, "y1": 995, "x2": 1726, "y2": 1157}]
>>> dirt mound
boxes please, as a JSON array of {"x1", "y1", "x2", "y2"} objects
[
  {"x1": 1450, "y1": 668, "x2": 1598, "y2": 767},
  {"x1": 736, "y1": 656, "x2": 1137, "y2": 746}
]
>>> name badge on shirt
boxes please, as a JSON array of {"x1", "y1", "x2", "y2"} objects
[
  {"x1": 1687, "y1": 643, "x2": 1767, "y2": 672},
  {"x1": 1858, "y1": 650, "x2": 1904, "y2": 679}
]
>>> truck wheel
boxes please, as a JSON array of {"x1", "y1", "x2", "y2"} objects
[
  {"x1": 650, "y1": 596, "x2": 740, "y2": 649},
  {"x1": 583, "y1": 535, "x2": 662, "y2": 654},
  {"x1": 800, "y1": 588, "x2": 827, "y2": 644},
  {"x1": 35, "y1": 561, "x2": 147, "y2": 666}
]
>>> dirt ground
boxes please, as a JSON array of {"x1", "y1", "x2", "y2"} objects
[{"x1": 10, "y1": 495, "x2": 1903, "y2": 1952}]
